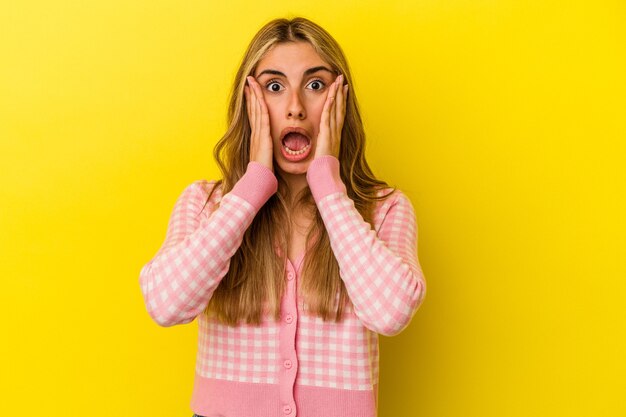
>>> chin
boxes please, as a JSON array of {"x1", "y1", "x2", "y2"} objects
[
  {"x1": 275, "y1": 159, "x2": 312, "y2": 176},
  {"x1": 273, "y1": 144, "x2": 316, "y2": 176}
]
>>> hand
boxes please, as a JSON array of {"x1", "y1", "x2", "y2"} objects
[
  {"x1": 244, "y1": 76, "x2": 274, "y2": 172},
  {"x1": 314, "y1": 74, "x2": 348, "y2": 159}
]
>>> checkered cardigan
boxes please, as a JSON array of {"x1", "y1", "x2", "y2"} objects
[{"x1": 139, "y1": 155, "x2": 426, "y2": 417}]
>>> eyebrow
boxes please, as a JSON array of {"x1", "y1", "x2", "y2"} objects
[{"x1": 256, "y1": 66, "x2": 335, "y2": 78}]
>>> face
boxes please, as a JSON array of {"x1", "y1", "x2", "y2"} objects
[{"x1": 254, "y1": 41, "x2": 338, "y2": 176}]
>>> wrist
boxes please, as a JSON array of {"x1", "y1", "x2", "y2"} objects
[
  {"x1": 231, "y1": 161, "x2": 278, "y2": 209},
  {"x1": 306, "y1": 155, "x2": 346, "y2": 201}
]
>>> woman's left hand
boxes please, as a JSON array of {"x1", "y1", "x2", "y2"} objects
[{"x1": 314, "y1": 74, "x2": 349, "y2": 159}]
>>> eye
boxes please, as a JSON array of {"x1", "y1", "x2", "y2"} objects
[
  {"x1": 307, "y1": 79, "x2": 325, "y2": 91},
  {"x1": 265, "y1": 80, "x2": 284, "y2": 93}
]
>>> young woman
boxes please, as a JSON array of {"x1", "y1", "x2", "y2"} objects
[{"x1": 139, "y1": 16, "x2": 427, "y2": 417}]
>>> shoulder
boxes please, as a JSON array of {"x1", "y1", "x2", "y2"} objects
[
  {"x1": 373, "y1": 186, "x2": 413, "y2": 210},
  {"x1": 372, "y1": 187, "x2": 416, "y2": 230},
  {"x1": 187, "y1": 179, "x2": 223, "y2": 200},
  {"x1": 178, "y1": 179, "x2": 224, "y2": 217}
]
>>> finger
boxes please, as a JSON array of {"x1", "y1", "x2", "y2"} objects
[
  {"x1": 329, "y1": 76, "x2": 339, "y2": 136},
  {"x1": 252, "y1": 83, "x2": 268, "y2": 145},
  {"x1": 247, "y1": 78, "x2": 257, "y2": 129},
  {"x1": 250, "y1": 78, "x2": 271, "y2": 151},
  {"x1": 334, "y1": 75, "x2": 344, "y2": 112},
  {"x1": 320, "y1": 80, "x2": 335, "y2": 132},
  {"x1": 244, "y1": 85, "x2": 252, "y2": 123},
  {"x1": 250, "y1": 78, "x2": 261, "y2": 135},
  {"x1": 338, "y1": 84, "x2": 348, "y2": 134},
  {"x1": 252, "y1": 81, "x2": 270, "y2": 132},
  {"x1": 335, "y1": 77, "x2": 346, "y2": 129},
  {"x1": 248, "y1": 77, "x2": 273, "y2": 167}
]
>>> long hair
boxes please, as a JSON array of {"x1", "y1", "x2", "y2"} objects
[{"x1": 201, "y1": 16, "x2": 395, "y2": 326}]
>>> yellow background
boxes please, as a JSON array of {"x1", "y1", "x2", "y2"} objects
[{"x1": 1, "y1": 1, "x2": 624, "y2": 416}]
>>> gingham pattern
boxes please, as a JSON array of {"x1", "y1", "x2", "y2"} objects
[
  {"x1": 316, "y1": 189, "x2": 426, "y2": 337},
  {"x1": 197, "y1": 313, "x2": 280, "y2": 384},
  {"x1": 139, "y1": 180, "x2": 257, "y2": 327},
  {"x1": 295, "y1": 310, "x2": 379, "y2": 390},
  {"x1": 140, "y1": 164, "x2": 425, "y2": 393}
]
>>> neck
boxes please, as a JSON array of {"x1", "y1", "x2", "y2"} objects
[{"x1": 278, "y1": 171, "x2": 308, "y2": 208}]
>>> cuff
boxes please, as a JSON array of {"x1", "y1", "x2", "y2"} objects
[
  {"x1": 306, "y1": 155, "x2": 347, "y2": 201},
  {"x1": 230, "y1": 162, "x2": 278, "y2": 210}
]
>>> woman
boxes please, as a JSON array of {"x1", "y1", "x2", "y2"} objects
[{"x1": 139, "y1": 16, "x2": 426, "y2": 417}]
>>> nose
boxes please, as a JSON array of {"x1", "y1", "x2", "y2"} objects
[{"x1": 287, "y1": 90, "x2": 306, "y2": 119}]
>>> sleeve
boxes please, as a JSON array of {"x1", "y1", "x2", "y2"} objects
[
  {"x1": 306, "y1": 155, "x2": 427, "y2": 336},
  {"x1": 138, "y1": 162, "x2": 278, "y2": 327}
]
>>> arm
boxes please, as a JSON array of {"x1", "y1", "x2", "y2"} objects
[
  {"x1": 139, "y1": 162, "x2": 277, "y2": 327},
  {"x1": 306, "y1": 155, "x2": 427, "y2": 336}
]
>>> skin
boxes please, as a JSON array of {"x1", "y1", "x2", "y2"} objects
[{"x1": 243, "y1": 41, "x2": 349, "y2": 201}]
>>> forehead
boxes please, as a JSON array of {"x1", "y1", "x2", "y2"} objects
[{"x1": 256, "y1": 41, "x2": 331, "y2": 76}]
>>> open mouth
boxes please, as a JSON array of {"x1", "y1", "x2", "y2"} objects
[
  {"x1": 279, "y1": 127, "x2": 313, "y2": 161},
  {"x1": 282, "y1": 132, "x2": 311, "y2": 155}
]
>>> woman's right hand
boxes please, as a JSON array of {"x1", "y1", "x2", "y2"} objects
[{"x1": 244, "y1": 76, "x2": 274, "y2": 173}]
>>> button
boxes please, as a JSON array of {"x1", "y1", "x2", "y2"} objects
[
  {"x1": 283, "y1": 405, "x2": 292, "y2": 415},
  {"x1": 285, "y1": 314, "x2": 293, "y2": 324},
  {"x1": 287, "y1": 272, "x2": 294, "y2": 281},
  {"x1": 283, "y1": 359, "x2": 292, "y2": 369}
]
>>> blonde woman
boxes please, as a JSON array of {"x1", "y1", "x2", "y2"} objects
[{"x1": 139, "y1": 16, "x2": 427, "y2": 417}]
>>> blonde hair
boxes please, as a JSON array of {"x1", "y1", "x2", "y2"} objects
[{"x1": 202, "y1": 16, "x2": 395, "y2": 326}]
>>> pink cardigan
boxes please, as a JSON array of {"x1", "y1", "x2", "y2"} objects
[{"x1": 139, "y1": 155, "x2": 426, "y2": 417}]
